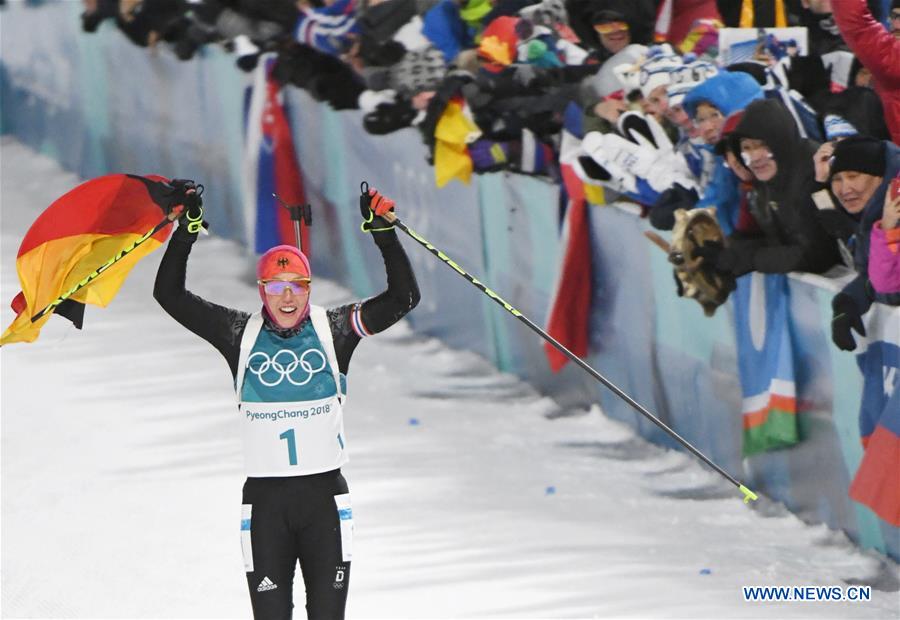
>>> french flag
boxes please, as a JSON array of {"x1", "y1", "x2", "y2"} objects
[
  {"x1": 242, "y1": 54, "x2": 309, "y2": 256},
  {"x1": 849, "y1": 308, "x2": 900, "y2": 526}
]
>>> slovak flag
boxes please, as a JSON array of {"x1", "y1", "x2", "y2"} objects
[{"x1": 242, "y1": 54, "x2": 309, "y2": 255}]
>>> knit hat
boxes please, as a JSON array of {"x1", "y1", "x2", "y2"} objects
[
  {"x1": 829, "y1": 136, "x2": 887, "y2": 180},
  {"x1": 256, "y1": 245, "x2": 312, "y2": 325},
  {"x1": 666, "y1": 59, "x2": 718, "y2": 107},
  {"x1": 639, "y1": 44, "x2": 683, "y2": 97},
  {"x1": 823, "y1": 114, "x2": 859, "y2": 141}
]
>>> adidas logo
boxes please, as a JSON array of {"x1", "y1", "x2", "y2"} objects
[{"x1": 257, "y1": 576, "x2": 278, "y2": 592}]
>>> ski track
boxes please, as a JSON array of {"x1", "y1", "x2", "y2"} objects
[{"x1": 1, "y1": 138, "x2": 898, "y2": 619}]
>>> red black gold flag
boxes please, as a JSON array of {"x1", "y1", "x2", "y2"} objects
[{"x1": 2, "y1": 174, "x2": 186, "y2": 345}]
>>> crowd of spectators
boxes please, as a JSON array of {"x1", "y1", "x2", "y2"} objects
[{"x1": 79, "y1": 0, "x2": 900, "y2": 350}]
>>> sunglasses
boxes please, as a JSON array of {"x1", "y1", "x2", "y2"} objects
[
  {"x1": 594, "y1": 21, "x2": 629, "y2": 35},
  {"x1": 258, "y1": 279, "x2": 311, "y2": 295}
]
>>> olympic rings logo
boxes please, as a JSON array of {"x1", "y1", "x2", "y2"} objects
[{"x1": 246, "y1": 349, "x2": 327, "y2": 387}]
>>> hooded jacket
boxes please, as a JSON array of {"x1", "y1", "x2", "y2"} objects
[
  {"x1": 727, "y1": 98, "x2": 840, "y2": 276},
  {"x1": 682, "y1": 70, "x2": 764, "y2": 120},
  {"x1": 833, "y1": 0, "x2": 900, "y2": 144}
]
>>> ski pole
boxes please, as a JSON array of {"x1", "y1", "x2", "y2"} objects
[
  {"x1": 31, "y1": 210, "x2": 181, "y2": 323},
  {"x1": 380, "y1": 209, "x2": 759, "y2": 505},
  {"x1": 273, "y1": 193, "x2": 312, "y2": 253}
]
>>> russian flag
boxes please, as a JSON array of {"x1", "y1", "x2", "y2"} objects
[
  {"x1": 849, "y1": 309, "x2": 900, "y2": 526},
  {"x1": 242, "y1": 54, "x2": 309, "y2": 256},
  {"x1": 732, "y1": 273, "x2": 799, "y2": 455}
]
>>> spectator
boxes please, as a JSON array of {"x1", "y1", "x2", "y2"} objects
[
  {"x1": 833, "y1": 0, "x2": 900, "y2": 144},
  {"x1": 683, "y1": 71, "x2": 763, "y2": 146},
  {"x1": 695, "y1": 98, "x2": 840, "y2": 276},
  {"x1": 869, "y1": 179, "x2": 900, "y2": 295},
  {"x1": 638, "y1": 45, "x2": 683, "y2": 122},
  {"x1": 824, "y1": 136, "x2": 900, "y2": 349},
  {"x1": 649, "y1": 70, "x2": 763, "y2": 232},
  {"x1": 565, "y1": 0, "x2": 654, "y2": 60}
]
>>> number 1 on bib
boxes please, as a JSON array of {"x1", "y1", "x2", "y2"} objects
[{"x1": 279, "y1": 429, "x2": 299, "y2": 466}]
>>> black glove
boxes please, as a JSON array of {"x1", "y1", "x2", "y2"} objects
[
  {"x1": 157, "y1": 178, "x2": 195, "y2": 214},
  {"x1": 831, "y1": 293, "x2": 866, "y2": 352},
  {"x1": 693, "y1": 241, "x2": 738, "y2": 274},
  {"x1": 363, "y1": 99, "x2": 417, "y2": 135},
  {"x1": 359, "y1": 185, "x2": 395, "y2": 233},
  {"x1": 180, "y1": 187, "x2": 204, "y2": 234}
]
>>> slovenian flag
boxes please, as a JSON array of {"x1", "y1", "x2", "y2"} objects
[
  {"x1": 732, "y1": 273, "x2": 799, "y2": 455},
  {"x1": 242, "y1": 54, "x2": 309, "y2": 255},
  {"x1": 2, "y1": 174, "x2": 181, "y2": 345},
  {"x1": 849, "y1": 308, "x2": 900, "y2": 526}
]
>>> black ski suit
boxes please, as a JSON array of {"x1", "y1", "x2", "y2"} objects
[{"x1": 154, "y1": 223, "x2": 419, "y2": 619}]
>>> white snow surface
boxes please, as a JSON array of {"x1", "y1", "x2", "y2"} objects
[{"x1": 1, "y1": 138, "x2": 898, "y2": 619}]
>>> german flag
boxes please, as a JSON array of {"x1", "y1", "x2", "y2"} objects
[{"x1": 2, "y1": 174, "x2": 189, "y2": 345}]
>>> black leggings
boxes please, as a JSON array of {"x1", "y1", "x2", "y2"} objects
[{"x1": 242, "y1": 471, "x2": 352, "y2": 619}]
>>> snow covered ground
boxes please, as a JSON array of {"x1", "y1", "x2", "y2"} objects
[{"x1": 2, "y1": 138, "x2": 898, "y2": 619}]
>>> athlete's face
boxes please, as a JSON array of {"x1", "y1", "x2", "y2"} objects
[{"x1": 264, "y1": 272, "x2": 310, "y2": 328}]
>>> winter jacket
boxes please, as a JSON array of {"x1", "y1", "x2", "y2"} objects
[
  {"x1": 833, "y1": 0, "x2": 900, "y2": 144},
  {"x1": 869, "y1": 222, "x2": 900, "y2": 296},
  {"x1": 841, "y1": 142, "x2": 900, "y2": 311},
  {"x1": 727, "y1": 98, "x2": 840, "y2": 276}
]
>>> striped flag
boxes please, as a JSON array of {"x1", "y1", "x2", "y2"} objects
[
  {"x1": 2, "y1": 174, "x2": 180, "y2": 345},
  {"x1": 242, "y1": 54, "x2": 309, "y2": 255},
  {"x1": 732, "y1": 273, "x2": 799, "y2": 455},
  {"x1": 544, "y1": 103, "x2": 594, "y2": 371},
  {"x1": 849, "y1": 305, "x2": 900, "y2": 526}
]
